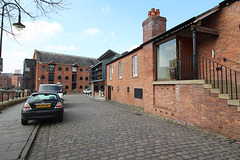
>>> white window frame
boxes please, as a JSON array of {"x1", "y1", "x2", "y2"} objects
[
  {"x1": 72, "y1": 67, "x2": 77, "y2": 73},
  {"x1": 133, "y1": 55, "x2": 138, "y2": 77},
  {"x1": 110, "y1": 65, "x2": 113, "y2": 80},
  {"x1": 119, "y1": 62, "x2": 122, "y2": 79}
]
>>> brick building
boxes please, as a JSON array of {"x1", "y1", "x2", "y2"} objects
[
  {"x1": 12, "y1": 73, "x2": 22, "y2": 90},
  {"x1": 106, "y1": 0, "x2": 240, "y2": 140},
  {"x1": 0, "y1": 73, "x2": 12, "y2": 89},
  {"x1": 33, "y1": 50, "x2": 99, "y2": 93},
  {"x1": 23, "y1": 59, "x2": 36, "y2": 92}
]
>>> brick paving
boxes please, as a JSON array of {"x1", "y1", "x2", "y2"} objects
[{"x1": 27, "y1": 94, "x2": 240, "y2": 160}]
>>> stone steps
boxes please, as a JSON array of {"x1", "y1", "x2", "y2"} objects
[{"x1": 203, "y1": 82, "x2": 240, "y2": 111}]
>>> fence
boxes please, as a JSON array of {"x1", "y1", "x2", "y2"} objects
[
  {"x1": 176, "y1": 55, "x2": 240, "y2": 100},
  {"x1": 0, "y1": 90, "x2": 31, "y2": 103}
]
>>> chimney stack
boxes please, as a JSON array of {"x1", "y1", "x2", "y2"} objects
[{"x1": 142, "y1": 8, "x2": 167, "y2": 43}]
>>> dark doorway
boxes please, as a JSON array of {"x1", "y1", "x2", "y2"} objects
[{"x1": 107, "y1": 86, "x2": 111, "y2": 100}]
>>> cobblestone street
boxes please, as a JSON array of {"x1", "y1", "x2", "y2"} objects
[{"x1": 27, "y1": 94, "x2": 240, "y2": 160}]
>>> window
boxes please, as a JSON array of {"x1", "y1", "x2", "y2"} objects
[
  {"x1": 86, "y1": 69, "x2": 89, "y2": 72},
  {"x1": 65, "y1": 85, "x2": 69, "y2": 89},
  {"x1": 41, "y1": 65, "x2": 45, "y2": 70},
  {"x1": 157, "y1": 39, "x2": 176, "y2": 80},
  {"x1": 85, "y1": 77, "x2": 88, "y2": 81},
  {"x1": 41, "y1": 75, "x2": 45, "y2": 80},
  {"x1": 80, "y1": 85, "x2": 82, "y2": 89},
  {"x1": 72, "y1": 67, "x2": 77, "y2": 73},
  {"x1": 133, "y1": 55, "x2": 138, "y2": 77},
  {"x1": 80, "y1": 77, "x2": 83, "y2": 80},
  {"x1": 80, "y1": 68, "x2": 83, "y2": 72},
  {"x1": 110, "y1": 65, "x2": 113, "y2": 80},
  {"x1": 49, "y1": 65, "x2": 54, "y2": 72},
  {"x1": 65, "y1": 76, "x2": 69, "y2": 80},
  {"x1": 58, "y1": 76, "x2": 61, "y2": 80},
  {"x1": 85, "y1": 85, "x2": 88, "y2": 89},
  {"x1": 49, "y1": 74, "x2": 54, "y2": 82},
  {"x1": 65, "y1": 67, "x2": 69, "y2": 71},
  {"x1": 58, "y1": 67, "x2": 62, "y2": 71},
  {"x1": 119, "y1": 62, "x2": 122, "y2": 79},
  {"x1": 72, "y1": 75, "x2": 76, "y2": 82},
  {"x1": 134, "y1": 88, "x2": 143, "y2": 99}
]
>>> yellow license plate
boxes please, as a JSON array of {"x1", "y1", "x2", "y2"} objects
[{"x1": 36, "y1": 104, "x2": 51, "y2": 108}]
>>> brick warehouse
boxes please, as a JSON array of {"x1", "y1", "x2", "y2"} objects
[
  {"x1": 106, "y1": 0, "x2": 240, "y2": 140},
  {"x1": 32, "y1": 50, "x2": 98, "y2": 93}
]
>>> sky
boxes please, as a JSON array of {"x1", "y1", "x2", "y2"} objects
[{"x1": 1, "y1": 0, "x2": 223, "y2": 73}]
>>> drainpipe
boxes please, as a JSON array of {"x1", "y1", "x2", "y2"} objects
[{"x1": 192, "y1": 29, "x2": 198, "y2": 79}]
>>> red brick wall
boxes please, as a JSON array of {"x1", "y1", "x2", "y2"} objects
[
  {"x1": 198, "y1": 1, "x2": 240, "y2": 71},
  {"x1": 107, "y1": 43, "x2": 155, "y2": 108},
  {"x1": 34, "y1": 62, "x2": 90, "y2": 93},
  {"x1": 146, "y1": 83, "x2": 240, "y2": 140}
]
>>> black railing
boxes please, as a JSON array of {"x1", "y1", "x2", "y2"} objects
[{"x1": 176, "y1": 55, "x2": 240, "y2": 100}]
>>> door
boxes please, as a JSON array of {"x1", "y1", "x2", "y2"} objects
[
  {"x1": 179, "y1": 37, "x2": 193, "y2": 80},
  {"x1": 107, "y1": 86, "x2": 111, "y2": 100}
]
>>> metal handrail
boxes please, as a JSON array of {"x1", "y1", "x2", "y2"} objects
[{"x1": 176, "y1": 55, "x2": 240, "y2": 100}]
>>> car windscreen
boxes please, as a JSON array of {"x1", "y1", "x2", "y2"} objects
[
  {"x1": 39, "y1": 85, "x2": 63, "y2": 93},
  {"x1": 28, "y1": 94, "x2": 58, "y2": 103}
]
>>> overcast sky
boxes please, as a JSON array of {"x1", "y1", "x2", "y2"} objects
[{"x1": 1, "y1": 0, "x2": 223, "y2": 73}]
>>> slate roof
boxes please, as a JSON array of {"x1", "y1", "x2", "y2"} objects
[{"x1": 34, "y1": 50, "x2": 99, "y2": 67}]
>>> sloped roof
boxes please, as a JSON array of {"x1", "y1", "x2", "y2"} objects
[
  {"x1": 97, "y1": 49, "x2": 120, "y2": 61},
  {"x1": 34, "y1": 50, "x2": 99, "y2": 67}
]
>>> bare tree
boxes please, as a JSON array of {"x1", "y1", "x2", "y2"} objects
[{"x1": 0, "y1": 0, "x2": 69, "y2": 36}]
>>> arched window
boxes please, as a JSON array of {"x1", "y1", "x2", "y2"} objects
[
  {"x1": 65, "y1": 67, "x2": 69, "y2": 71},
  {"x1": 85, "y1": 85, "x2": 88, "y2": 89},
  {"x1": 80, "y1": 68, "x2": 83, "y2": 72},
  {"x1": 58, "y1": 67, "x2": 62, "y2": 71},
  {"x1": 41, "y1": 65, "x2": 45, "y2": 70},
  {"x1": 58, "y1": 76, "x2": 61, "y2": 80},
  {"x1": 85, "y1": 69, "x2": 89, "y2": 72},
  {"x1": 79, "y1": 85, "x2": 82, "y2": 89},
  {"x1": 65, "y1": 76, "x2": 69, "y2": 80},
  {"x1": 65, "y1": 85, "x2": 69, "y2": 89},
  {"x1": 80, "y1": 77, "x2": 83, "y2": 80},
  {"x1": 41, "y1": 75, "x2": 45, "y2": 79},
  {"x1": 85, "y1": 77, "x2": 88, "y2": 81}
]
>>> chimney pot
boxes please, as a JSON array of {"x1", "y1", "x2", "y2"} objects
[
  {"x1": 151, "y1": 8, "x2": 155, "y2": 16},
  {"x1": 148, "y1": 11, "x2": 151, "y2": 17},
  {"x1": 156, "y1": 9, "x2": 160, "y2": 16}
]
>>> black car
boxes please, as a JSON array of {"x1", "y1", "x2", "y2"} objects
[{"x1": 21, "y1": 92, "x2": 64, "y2": 125}]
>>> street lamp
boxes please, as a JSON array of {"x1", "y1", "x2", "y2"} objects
[{"x1": 0, "y1": 3, "x2": 25, "y2": 72}]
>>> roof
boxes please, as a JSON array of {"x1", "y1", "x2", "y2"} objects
[
  {"x1": 107, "y1": 0, "x2": 237, "y2": 65},
  {"x1": 97, "y1": 49, "x2": 120, "y2": 61},
  {"x1": 34, "y1": 50, "x2": 99, "y2": 67}
]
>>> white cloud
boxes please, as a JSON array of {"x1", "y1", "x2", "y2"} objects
[
  {"x1": 13, "y1": 20, "x2": 64, "y2": 41},
  {"x1": 102, "y1": 5, "x2": 110, "y2": 14},
  {"x1": 82, "y1": 28, "x2": 103, "y2": 35},
  {"x1": 3, "y1": 51, "x2": 28, "y2": 73},
  {"x1": 127, "y1": 45, "x2": 140, "y2": 52},
  {"x1": 43, "y1": 45, "x2": 80, "y2": 52}
]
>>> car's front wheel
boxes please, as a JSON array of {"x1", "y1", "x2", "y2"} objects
[{"x1": 21, "y1": 118, "x2": 28, "y2": 125}]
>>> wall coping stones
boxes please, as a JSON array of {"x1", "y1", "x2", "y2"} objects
[{"x1": 153, "y1": 80, "x2": 205, "y2": 85}]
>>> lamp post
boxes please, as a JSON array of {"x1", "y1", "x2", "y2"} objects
[{"x1": 0, "y1": 3, "x2": 25, "y2": 72}]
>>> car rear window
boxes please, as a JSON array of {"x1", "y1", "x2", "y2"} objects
[
  {"x1": 39, "y1": 85, "x2": 63, "y2": 92},
  {"x1": 28, "y1": 94, "x2": 58, "y2": 103}
]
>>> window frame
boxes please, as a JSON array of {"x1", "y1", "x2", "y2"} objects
[
  {"x1": 109, "y1": 65, "x2": 113, "y2": 80},
  {"x1": 133, "y1": 55, "x2": 138, "y2": 77},
  {"x1": 119, "y1": 61, "x2": 122, "y2": 79}
]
